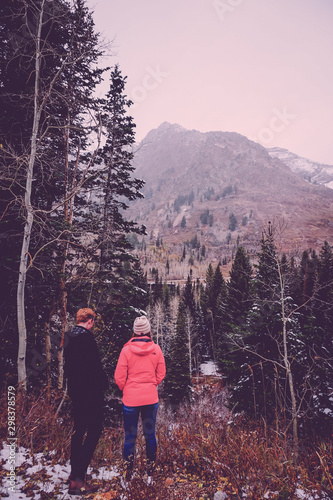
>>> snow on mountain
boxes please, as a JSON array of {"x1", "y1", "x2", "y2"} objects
[{"x1": 267, "y1": 147, "x2": 333, "y2": 189}]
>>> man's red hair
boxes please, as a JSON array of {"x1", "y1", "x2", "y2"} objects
[{"x1": 76, "y1": 308, "x2": 96, "y2": 324}]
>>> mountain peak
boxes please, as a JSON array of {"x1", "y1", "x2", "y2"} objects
[
  {"x1": 144, "y1": 122, "x2": 187, "y2": 139},
  {"x1": 130, "y1": 123, "x2": 333, "y2": 256}
]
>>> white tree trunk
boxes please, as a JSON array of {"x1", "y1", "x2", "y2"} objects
[
  {"x1": 278, "y1": 259, "x2": 298, "y2": 456},
  {"x1": 17, "y1": 0, "x2": 46, "y2": 390},
  {"x1": 186, "y1": 311, "x2": 192, "y2": 377}
]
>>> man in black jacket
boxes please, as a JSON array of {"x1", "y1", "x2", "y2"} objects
[{"x1": 64, "y1": 308, "x2": 108, "y2": 495}]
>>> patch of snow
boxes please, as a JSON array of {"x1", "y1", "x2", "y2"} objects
[
  {"x1": 0, "y1": 444, "x2": 118, "y2": 499},
  {"x1": 200, "y1": 361, "x2": 220, "y2": 376},
  {"x1": 263, "y1": 488, "x2": 327, "y2": 500},
  {"x1": 267, "y1": 147, "x2": 333, "y2": 189},
  {"x1": 294, "y1": 488, "x2": 322, "y2": 499},
  {"x1": 129, "y1": 307, "x2": 147, "y2": 315}
]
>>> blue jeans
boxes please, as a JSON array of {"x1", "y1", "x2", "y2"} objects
[{"x1": 122, "y1": 402, "x2": 159, "y2": 465}]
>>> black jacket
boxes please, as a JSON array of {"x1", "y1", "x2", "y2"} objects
[{"x1": 64, "y1": 325, "x2": 108, "y2": 403}]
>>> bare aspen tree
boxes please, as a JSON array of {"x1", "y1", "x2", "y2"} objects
[
  {"x1": 276, "y1": 255, "x2": 299, "y2": 456},
  {"x1": 154, "y1": 302, "x2": 163, "y2": 347},
  {"x1": 15, "y1": 0, "x2": 105, "y2": 389},
  {"x1": 186, "y1": 310, "x2": 193, "y2": 377},
  {"x1": 17, "y1": 0, "x2": 47, "y2": 389}
]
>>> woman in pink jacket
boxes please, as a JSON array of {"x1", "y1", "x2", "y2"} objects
[{"x1": 114, "y1": 316, "x2": 166, "y2": 479}]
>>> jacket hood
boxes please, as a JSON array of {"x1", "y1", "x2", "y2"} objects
[
  {"x1": 124, "y1": 337, "x2": 156, "y2": 356},
  {"x1": 67, "y1": 325, "x2": 88, "y2": 338}
]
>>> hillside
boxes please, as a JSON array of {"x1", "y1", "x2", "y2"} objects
[
  {"x1": 268, "y1": 146, "x2": 333, "y2": 189},
  {"x1": 129, "y1": 123, "x2": 333, "y2": 272}
]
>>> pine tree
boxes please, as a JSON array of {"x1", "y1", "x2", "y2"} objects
[
  {"x1": 307, "y1": 242, "x2": 333, "y2": 433},
  {"x1": 300, "y1": 251, "x2": 316, "y2": 302},
  {"x1": 0, "y1": 0, "x2": 106, "y2": 387},
  {"x1": 227, "y1": 246, "x2": 253, "y2": 324},
  {"x1": 164, "y1": 299, "x2": 191, "y2": 409},
  {"x1": 227, "y1": 226, "x2": 282, "y2": 420},
  {"x1": 217, "y1": 247, "x2": 252, "y2": 379},
  {"x1": 74, "y1": 65, "x2": 147, "y2": 362},
  {"x1": 200, "y1": 264, "x2": 227, "y2": 360},
  {"x1": 151, "y1": 269, "x2": 163, "y2": 305},
  {"x1": 130, "y1": 258, "x2": 149, "y2": 312},
  {"x1": 228, "y1": 212, "x2": 237, "y2": 231},
  {"x1": 183, "y1": 274, "x2": 195, "y2": 314},
  {"x1": 194, "y1": 303, "x2": 210, "y2": 363},
  {"x1": 96, "y1": 65, "x2": 145, "y2": 270},
  {"x1": 212, "y1": 265, "x2": 226, "y2": 314}
]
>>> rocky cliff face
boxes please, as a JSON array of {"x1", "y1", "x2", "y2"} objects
[{"x1": 129, "y1": 123, "x2": 333, "y2": 256}]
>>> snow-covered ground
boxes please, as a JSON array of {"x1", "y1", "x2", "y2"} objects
[
  {"x1": 1, "y1": 442, "x2": 328, "y2": 500},
  {"x1": 0, "y1": 445, "x2": 118, "y2": 499}
]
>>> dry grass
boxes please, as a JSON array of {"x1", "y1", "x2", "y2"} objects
[
  {"x1": 0, "y1": 385, "x2": 332, "y2": 499},
  {"x1": 0, "y1": 387, "x2": 73, "y2": 461}
]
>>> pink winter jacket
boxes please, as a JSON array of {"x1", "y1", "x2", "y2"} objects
[{"x1": 114, "y1": 336, "x2": 166, "y2": 407}]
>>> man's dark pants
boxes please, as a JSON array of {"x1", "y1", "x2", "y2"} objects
[{"x1": 70, "y1": 397, "x2": 103, "y2": 481}]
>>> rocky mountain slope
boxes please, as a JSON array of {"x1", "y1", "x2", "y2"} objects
[
  {"x1": 267, "y1": 147, "x2": 333, "y2": 189},
  {"x1": 129, "y1": 123, "x2": 333, "y2": 259}
]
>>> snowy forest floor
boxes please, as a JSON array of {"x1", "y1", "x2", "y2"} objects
[{"x1": 1, "y1": 364, "x2": 332, "y2": 499}]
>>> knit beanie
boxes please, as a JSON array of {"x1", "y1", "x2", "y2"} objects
[{"x1": 133, "y1": 316, "x2": 151, "y2": 335}]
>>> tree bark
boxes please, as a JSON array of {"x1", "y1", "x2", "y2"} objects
[
  {"x1": 57, "y1": 114, "x2": 70, "y2": 389},
  {"x1": 17, "y1": 0, "x2": 46, "y2": 389},
  {"x1": 186, "y1": 311, "x2": 192, "y2": 377},
  {"x1": 278, "y1": 258, "x2": 299, "y2": 458}
]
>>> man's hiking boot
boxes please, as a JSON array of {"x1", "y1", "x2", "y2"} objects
[
  {"x1": 67, "y1": 473, "x2": 92, "y2": 484},
  {"x1": 68, "y1": 478, "x2": 98, "y2": 495}
]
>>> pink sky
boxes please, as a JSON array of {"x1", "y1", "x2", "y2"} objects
[{"x1": 87, "y1": 0, "x2": 333, "y2": 165}]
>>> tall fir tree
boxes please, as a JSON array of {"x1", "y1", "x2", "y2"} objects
[
  {"x1": 227, "y1": 246, "x2": 253, "y2": 324},
  {"x1": 227, "y1": 226, "x2": 283, "y2": 420},
  {"x1": 164, "y1": 299, "x2": 192, "y2": 410},
  {"x1": 76, "y1": 65, "x2": 148, "y2": 373},
  {"x1": 201, "y1": 264, "x2": 227, "y2": 360},
  {"x1": 217, "y1": 246, "x2": 252, "y2": 380},
  {"x1": 183, "y1": 274, "x2": 196, "y2": 314},
  {"x1": 306, "y1": 242, "x2": 333, "y2": 434}
]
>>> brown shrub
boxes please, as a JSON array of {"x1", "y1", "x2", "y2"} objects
[{"x1": 0, "y1": 384, "x2": 332, "y2": 499}]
